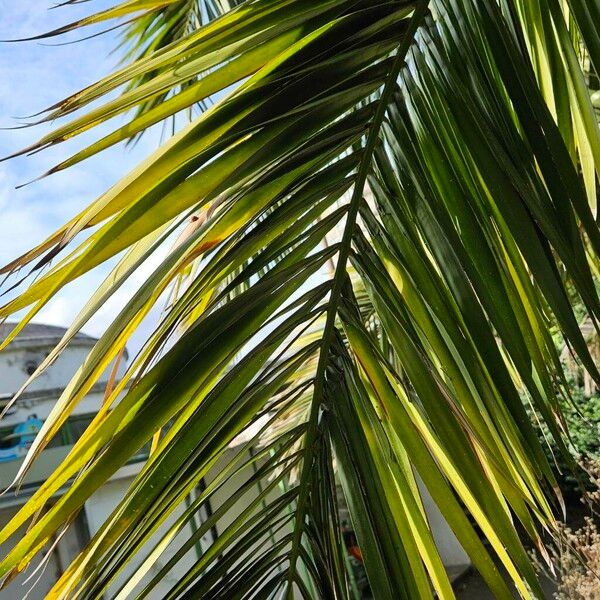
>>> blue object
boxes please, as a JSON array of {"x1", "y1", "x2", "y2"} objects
[{"x1": 0, "y1": 415, "x2": 43, "y2": 462}]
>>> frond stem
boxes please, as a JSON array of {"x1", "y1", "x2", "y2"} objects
[{"x1": 285, "y1": 1, "x2": 430, "y2": 594}]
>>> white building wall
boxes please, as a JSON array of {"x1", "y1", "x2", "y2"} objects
[
  {"x1": 0, "y1": 343, "x2": 126, "y2": 397},
  {"x1": 84, "y1": 476, "x2": 204, "y2": 599}
]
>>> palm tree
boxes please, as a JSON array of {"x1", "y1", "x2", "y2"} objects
[{"x1": 1, "y1": 0, "x2": 599, "y2": 597}]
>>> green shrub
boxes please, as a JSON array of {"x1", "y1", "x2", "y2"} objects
[{"x1": 534, "y1": 386, "x2": 600, "y2": 495}]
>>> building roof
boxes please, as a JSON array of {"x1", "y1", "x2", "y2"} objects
[{"x1": 0, "y1": 322, "x2": 96, "y2": 346}]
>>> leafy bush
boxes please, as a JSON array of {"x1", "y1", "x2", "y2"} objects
[{"x1": 532, "y1": 385, "x2": 600, "y2": 495}]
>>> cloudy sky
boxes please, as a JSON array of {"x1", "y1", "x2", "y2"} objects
[{"x1": 0, "y1": 1, "x2": 169, "y2": 351}]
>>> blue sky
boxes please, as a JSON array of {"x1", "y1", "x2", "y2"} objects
[{"x1": 0, "y1": 1, "x2": 168, "y2": 351}]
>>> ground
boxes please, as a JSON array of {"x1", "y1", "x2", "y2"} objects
[{"x1": 455, "y1": 568, "x2": 557, "y2": 599}]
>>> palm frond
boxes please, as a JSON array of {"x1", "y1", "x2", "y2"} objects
[{"x1": 1, "y1": 0, "x2": 599, "y2": 598}]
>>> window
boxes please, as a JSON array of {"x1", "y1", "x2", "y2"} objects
[
  {"x1": 66, "y1": 415, "x2": 94, "y2": 444},
  {"x1": 24, "y1": 360, "x2": 37, "y2": 376}
]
